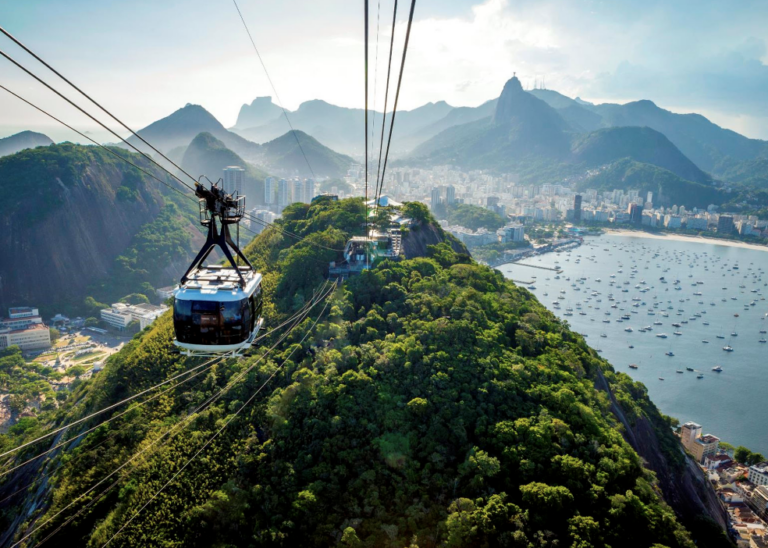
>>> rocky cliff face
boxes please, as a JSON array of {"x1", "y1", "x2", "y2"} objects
[
  {"x1": 0, "y1": 145, "x2": 169, "y2": 311},
  {"x1": 401, "y1": 220, "x2": 467, "y2": 259},
  {"x1": 594, "y1": 367, "x2": 728, "y2": 530}
]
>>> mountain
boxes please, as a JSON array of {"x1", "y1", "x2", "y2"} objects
[
  {"x1": 571, "y1": 126, "x2": 711, "y2": 184},
  {"x1": 578, "y1": 158, "x2": 725, "y2": 208},
  {"x1": 0, "y1": 130, "x2": 53, "y2": 158},
  {"x1": 0, "y1": 143, "x2": 203, "y2": 315},
  {"x1": 0, "y1": 198, "x2": 729, "y2": 547},
  {"x1": 234, "y1": 96, "x2": 283, "y2": 129},
  {"x1": 181, "y1": 132, "x2": 268, "y2": 203},
  {"x1": 232, "y1": 98, "x2": 456, "y2": 156},
  {"x1": 410, "y1": 77, "x2": 712, "y2": 191},
  {"x1": 400, "y1": 98, "x2": 498, "y2": 147},
  {"x1": 585, "y1": 99, "x2": 768, "y2": 173},
  {"x1": 126, "y1": 104, "x2": 261, "y2": 162},
  {"x1": 259, "y1": 130, "x2": 354, "y2": 178}
]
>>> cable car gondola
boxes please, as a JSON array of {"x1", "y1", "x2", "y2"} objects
[{"x1": 173, "y1": 182, "x2": 264, "y2": 357}]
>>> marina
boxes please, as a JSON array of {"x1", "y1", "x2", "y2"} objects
[{"x1": 498, "y1": 233, "x2": 768, "y2": 454}]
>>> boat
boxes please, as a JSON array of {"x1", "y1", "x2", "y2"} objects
[
  {"x1": 659, "y1": 377, "x2": 665, "y2": 381},
  {"x1": 701, "y1": 340, "x2": 709, "y2": 343},
  {"x1": 665, "y1": 351, "x2": 675, "y2": 356},
  {"x1": 629, "y1": 364, "x2": 638, "y2": 369},
  {"x1": 625, "y1": 327, "x2": 633, "y2": 332},
  {"x1": 723, "y1": 345, "x2": 734, "y2": 352},
  {"x1": 676, "y1": 370, "x2": 683, "y2": 373},
  {"x1": 656, "y1": 333, "x2": 668, "y2": 338},
  {"x1": 697, "y1": 374, "x2": 704, "y2": 379},
  {"x1": 712, "y1": 366, "x2": 723, "y2": 372},
  {"x1": 674, "y1": 332, "x2": 683, "y2": 336},
  {"x1": 716, "y1": 335, "x2": 725, "y2": 339},
  {"x1": 686, "y1": 367, "x2": 694, "y2": 371}
]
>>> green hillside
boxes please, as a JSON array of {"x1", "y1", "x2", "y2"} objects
[
  {"x1": 0, "y1": 199, "x2": 730, "y2": 548},
  {"x1": 260, "y1": 130, "x2": 355, "y2": 178},
  {"x1": 0, "y1": 143, "x2": 203, "y2": 315},
  {"x1": 182, "y1": 132, "x2": 269, "y2": 204},
  {"x1": 578, "y1": 158, "x2": 726, "y2": 208},
  {"x1": 571, "y1": 127, "x2": 711, "y2": 184}
]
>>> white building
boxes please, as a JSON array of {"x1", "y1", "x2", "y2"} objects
[
  {"x1": 292, "y1": 178, "x2": 304, "y2": 203},
  {"x1": 222, "y1": 166, "x2": 244, "y2": 196},
  {"x1": 749, "y1": 463, "x2": 768, "y2": 487},
  {"x1": 264, "y1": 177, "x2": 276, "y2": 205},
  {"x1": 685, "y1": 217, "x2": 708, "y2": 230},
  {"x1": 101, "y1": 303, "x2": 168, "y2": 331},
  {"x1": 498, "y1": 224, "x2": 525, "y2": 243},
  {"x1": 277, "y1": 178, "x2": 290, "y2": 209},
  {"x1": 664, "y1": 214, "x2": 682, "y2": 229},
  {"x1": 0, "y1": 307, "x2": 51, "y2": 351},
  {"x1": 303, "y1": 178, "x2": 315, "y2": 204}
]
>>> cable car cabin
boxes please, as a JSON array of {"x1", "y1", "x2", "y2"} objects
[{"x1": 173, "y1": 265, "x2": 264, "y2": 357}]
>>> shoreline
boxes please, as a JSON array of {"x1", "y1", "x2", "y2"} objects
[{"x1": 602, "y1": 229, "x2": 768, "y2": 253}]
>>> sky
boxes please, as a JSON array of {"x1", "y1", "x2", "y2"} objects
[{"x1": 1, "y1": 0, "x2": 767, "y2": 141}]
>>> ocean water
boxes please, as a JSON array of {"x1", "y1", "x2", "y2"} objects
[{"x1": 498, "y1": 233, "x2": 768, "y2": 455}]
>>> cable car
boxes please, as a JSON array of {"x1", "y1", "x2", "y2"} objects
[{"x1": 173, "y1": 183, "x2": 264, "y2": 357}]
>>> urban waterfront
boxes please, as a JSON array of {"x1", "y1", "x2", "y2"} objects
[{"x1": 499, "y1": 233, "x2": 768, "y2": 455}]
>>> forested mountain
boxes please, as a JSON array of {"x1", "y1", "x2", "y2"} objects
[
  {"x1": 125, "y1": 104, "x2": 262, "y2": 162},
  {"x1": 578, "y1": 159, "x2": 726, "y2": 209},
  {"x1": 259, "y1": 130, "x2": 354, "y2": 178},
  {"x1": 181, "y1": 132, "x2": 268, "y2": 203},
  {"x1": 0, "y1": 143, "x2": 204, "y2": 315},
  {"x1": 571, "y1": 127, "x2": 711, "y2": 184},
  {"x1": 408, "y1": 77, "x2": 716, "y2": 199},
  {"x1": 0, "y1": 198, "x2": 730, "y2": 548},
  {"x1": 0, "y1": 130, "x2": 53, "y2": 158}
]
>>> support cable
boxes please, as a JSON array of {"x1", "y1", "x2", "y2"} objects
[
  {"x1": 101, "y1": 282, "x2": 336, "y2": 546},
  {"x1": 12, "y1": 282, "x2": 332, "y2": 548},
  {"x1": 376, "y1": 0, "x2": 417, "y2": 212},
  {"x1": 231, "y1": 0, "x2": 316, "y2": 180},
  {"x1": 0, "y1": 26, "x2": 202, "y2": 189},
  {"x1": 373, "y1": 0, "x2": 399, "y2": 208}
]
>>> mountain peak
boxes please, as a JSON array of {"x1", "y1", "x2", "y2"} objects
[{"x1": 502, "y1": 75, "x2": 524, "y2": 94}]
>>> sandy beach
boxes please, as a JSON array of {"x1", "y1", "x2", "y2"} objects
[{"x1": 604, "y1": 229, "x2": 768, "y2": 253}]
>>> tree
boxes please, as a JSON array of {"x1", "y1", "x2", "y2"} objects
[
  {"x1": 68, "y1": 365, "x2": 86, "y2": 379},
  {"x1": 85, "y1": 317, "x2": 99, "y2": 327},
  {"x1": 718, "y1": 442, "x2": 735, "y2": 455},
  {"x1": 49, "y1": 328, "x2": 61, "y2": 342},
  {"x1": 734, "y1": 446, "x2": 752, "y2": 464}
]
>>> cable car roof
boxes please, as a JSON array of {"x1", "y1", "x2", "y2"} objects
[{"x1": 174, "y1": 265, "x2": 262, "y2": 301}]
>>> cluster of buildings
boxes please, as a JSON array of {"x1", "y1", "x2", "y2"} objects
[
  {"x1": 99, "y1": 302, "x2": 168, "y2": 331},
  {"x1": 339, "y1": 164, "x2": 768, "y2": 241},
  {"x1": 681, "y1": 422, "x2": 768, "y2": 546},
  {"x1": 264, "y1": 176, "x2": 315, "y2": 211},
  {"x1": 441, "y1": 221, "x2": 525, "y2": 248},
  {"x1": 0, "y1": 307, "x2": 51, "y2": 351}
]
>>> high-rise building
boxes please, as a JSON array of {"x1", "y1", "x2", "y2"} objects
[
  {"x1": 717, "y1": 215, "x2": 734, "y2": 234},
  {"x1": 292, "y1": 178, "x2": 304, "y2": 203},
  {"x1": 430, "y1": 187, "x2": 442, "y2": 210},
  {"x1": 627, "y1": 203, "x2": 643, "y2": 224},
  {"x1": 277, "y1": 178, "x2": 290, "y2": 209},
  {"x1": 445, "y1": 185, "x2": 456, "y2": 205},
  {"x1": 647, "y1": 191, "x2": 653, "y2": 204},
  {"x1": 303, "y1": 178, "x2": 315, "y2": 203},
  {"x1": 222, "y1": 166, "x2": 245, "y2": 196},
  {"x1": 573, "y1": 194, "x2": 582, "y2": 222},
  {"x1": 264, "y1": 177, "x2": 276, "y2": 205}
]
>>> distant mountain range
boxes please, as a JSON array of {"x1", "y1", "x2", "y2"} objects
[
  {"x1": 227, "y1": 86, "x2": 768, "y2": 187},
  {"x1": 0, "y1": 130, "x2": 53, "y2": 158},
  {"x1": 123, "y1": 104, "x2": 353, "y2": 180}
]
